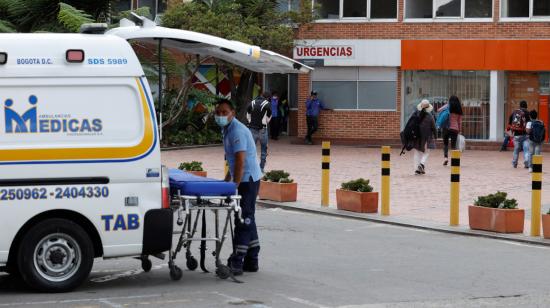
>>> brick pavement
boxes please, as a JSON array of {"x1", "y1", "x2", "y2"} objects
[{"x1": 161, "y1": 137, "x2": 550, "y2": 227}]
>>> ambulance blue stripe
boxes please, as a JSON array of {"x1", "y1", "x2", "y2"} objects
[{"x1": 0, "y1": 77, "x2": 158, "y2": 165}]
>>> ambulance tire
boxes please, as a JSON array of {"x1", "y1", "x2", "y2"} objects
[{"x1": 17, "y1": 218, "x2": 94, "y2": 292}]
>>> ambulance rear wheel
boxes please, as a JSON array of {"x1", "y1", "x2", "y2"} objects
[{"x1": 17, "y1": 218, "x2": 94, "y2": 292}]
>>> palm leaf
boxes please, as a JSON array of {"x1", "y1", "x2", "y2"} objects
[{"x1": 58, "y1": 2, "x2": 93, "y2": 32}]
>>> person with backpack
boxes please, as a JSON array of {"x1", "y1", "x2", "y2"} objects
[
  {"x1": 405, "y1": 100, "x2": 437, "y2": 175},
  {"x1": 246, "y1": 92, "x2": 272, "y2": 173},
  {"x1": 509, "y1": 100, "x2": 531, "y2": 168},
  {"x1": 527, "y1": 109, "x2": 545, "y2": 172},
  {"x1": 438, "y1": 96, "x2": 463, "y2": 166}
]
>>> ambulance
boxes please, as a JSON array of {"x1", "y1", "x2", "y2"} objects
[{"x1": 0, "y1": 14, "x2": 310, "y2": 292}]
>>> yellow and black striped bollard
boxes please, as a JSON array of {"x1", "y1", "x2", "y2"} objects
[
  {"x1": 450, "y1": 150, "x2": 461, "y2": 226},
  {"x1": 531, "y1": 155, "x2": 543, "y2": 237},
  {"x1": 381, "y1": 146, "x2": 391, "y2": 216},
  {"x1": 321, "y1": 141, "x2": 331, "y2": 207}
]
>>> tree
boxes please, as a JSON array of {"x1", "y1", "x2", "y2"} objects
[
  {"x1": 0, "y1": 0, "x2": 109, "y2": 33},
  {"x1": 160, "y1": 0, "x2": 296, "y2": 123}
]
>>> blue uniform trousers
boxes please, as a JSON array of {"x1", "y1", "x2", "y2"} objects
[{"x1": 229, "y1": 178, "x2": 260, "y2": 269}]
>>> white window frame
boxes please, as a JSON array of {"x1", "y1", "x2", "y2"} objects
[
  {"x1": 403, "y1": 0, "x2": 494, "y2": 23},
  {"x1": 500, "y1": 0, "x2": 550, "y2": 22},
  {"x1": 313, "y1": 0, "x2": 399, "y2": 23}
]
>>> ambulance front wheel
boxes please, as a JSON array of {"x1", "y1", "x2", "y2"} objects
[{"x1": 17, "y1": 218, "x2": 94, "y2": 292}]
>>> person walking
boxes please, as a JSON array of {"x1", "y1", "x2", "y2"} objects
[
  {"x1": 412, "y1": 100, "x2": 437, "y2": 175},
  {"x1": 279, "y1": 97, "x2": 290, "y2": 136},
  {"x1": 440, "y1": 96, "x2": 463, "y2": 166},
  {"x1": 247, "y1": 92, "x2": 271, "y2": 173},
  {"x1": 527, "y1": 109, "x2": 545, "y2": 172},
  {"x1": 269, "y1": 91, "x2": 280, "y2": 140},
  {"x1": 215, "y1": 99, "x2": 263, "y2": 276},
  {"x1": 509, "y1": 100, "x2": 531, "y2": 168},
  {"x1": 305, "y1": 90, "x2": 328, "y2": 145}
]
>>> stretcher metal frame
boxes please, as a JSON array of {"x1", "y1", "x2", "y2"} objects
[{"x1": 168, "y1": 190, "x2": 243, "y2": 281}]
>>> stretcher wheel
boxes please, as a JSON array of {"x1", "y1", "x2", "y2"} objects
[
  {"x1": 141, "y1": 258, "x2": 152, "y2": 272},
  {"x1": 216, "y1": 265, "x2": 231, "y2": 280},
  {"x1": 186, "y1": 256, "x2": 198, "y2": 271},
  {"x1": 170, "y1": 266, "x2": 183, "y2": 281}
]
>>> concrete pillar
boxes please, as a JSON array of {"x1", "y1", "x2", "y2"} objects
[{"x1": 490, "y1": 71, "x2": 505, "y2": 141}]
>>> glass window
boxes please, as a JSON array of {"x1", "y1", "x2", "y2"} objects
[
  {"x1": 533, "y1": 0, "x2": 550, "y2": 16},
  {"x1": 358, "y1": 81, "x2": 397, "y2": 110},
  {"x1": 371, "y1": 0, "x2": 397, "y2": 18},
  {"x1": 501, "y1": 0, "x2": 529, "y2": 17},
  {"x1": 312, "y1": 67, "x2": 397, "y2": 110},
  {"x1": 404, "y1": 71, "x2": 491, "y2": 139},
  {"x1": 465, "y1": 0, "x2": 492, "y2": 18},
  {"x1": 290, "y1": 0, "x2": 300, "y2": 11},
  {"x1": 435, "y1": 0, "x2": 461, "y2": 17},
  {"x1": 406, "y1": 0, "x2": 433, "y2": 18},
  {"x1": 343, "y1": 0, "x2": 367, "y2": 18},
  {"x1": 312, "y1": 81, "x2": 358, "y2": 109},
  {"x1": 277, "y1": 0, "x2": 290, "y2": 12},
  {"x1": 315, "y1": 0, "x2": 340, "y2": 19}
]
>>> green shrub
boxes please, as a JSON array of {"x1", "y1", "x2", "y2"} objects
[
  {"x1": 178, "y1": 161, "x2": 204, "y2": 171},
  {"x1": 474, "y1": 191, "x2": 518, "y2": 209},
  {"x1": 262, "y1": 170, "x2": 293, "y2": 183},
  {"x1": 340, "y1": 178, "x2": 373, "y2": 193}
]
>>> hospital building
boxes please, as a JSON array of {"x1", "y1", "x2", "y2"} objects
[{"x1": 269, "y1": 0, "x2": 550, "y2": 144}]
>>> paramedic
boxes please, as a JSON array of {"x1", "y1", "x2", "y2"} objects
[{"x1": 215, "y1": 99, "x2": 263, "y2": 275}]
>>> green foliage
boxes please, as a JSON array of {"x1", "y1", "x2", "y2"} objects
[
  {"x1": 178, "y1": 161, "x2": 204, "y2": 171},
  {"x1": 58, "y1": 2, "x2": 93, "y2": 32},
  {"x1": 474, "y1": 191, "x2": 519, "y2": 209},
  {"x1": 0, "y1": 0, "x2": 108, "y2": 33},
  {"x1": 341, "y1": 179, "x2": 374, "y2": 193},
  {"x1": 262, "y1": 170, "x2": 293, "y2": 183},
  {"x1": 162, "y1": 0, "x2": 293, "y2": 55}
]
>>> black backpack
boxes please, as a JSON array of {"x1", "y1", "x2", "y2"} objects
[
  {"x1": 530, "y1": 120, "x2": 546, "y2": 143},
  {"x1": 510, "y1": 109, "x2": 526, "y2": 133},
  {"x1": 400, "y1": 111, "x2": 421, "y2": 155}
]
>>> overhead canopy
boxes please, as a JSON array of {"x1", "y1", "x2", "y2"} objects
[{"x1": 106, "y1": 14, "x2": 312, "y2": 74}]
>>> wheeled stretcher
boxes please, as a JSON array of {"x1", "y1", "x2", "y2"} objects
[{"x1": 167, "y1": 169, "x2": 242, "y2": 281}]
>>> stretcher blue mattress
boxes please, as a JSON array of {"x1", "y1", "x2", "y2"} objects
[{"x1": 168, "y1": 169, "x2": 236, "y2": 197}]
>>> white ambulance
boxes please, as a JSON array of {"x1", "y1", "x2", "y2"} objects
[{"x1": 0, "y1": 14, "x2": 310, "y2": 292}]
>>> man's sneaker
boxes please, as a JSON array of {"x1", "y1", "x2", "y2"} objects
[
  {"x1": 529, "y1": 167, "x2": 533, "y2": 173},
  {"x1": 443, "y1": 159, "x2": 448, "y2": 166},
  {"x1": 513, "y1": 163, "x2": 518, "y2": 168},
  {"x1": 419, "y1": 163, "x2": 426, "y2": 174},
  {"x1": 524, "y1": 163, "x2": 529, "y2": 169},
  {"x1": 243, "y1": 258, "x2": 258, "y2": 272}
]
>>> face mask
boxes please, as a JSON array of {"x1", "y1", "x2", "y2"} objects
[{"x1": 215, "y1": 115, "x2": 229, "y2": 127}]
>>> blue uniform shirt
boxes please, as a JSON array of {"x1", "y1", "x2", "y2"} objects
[
  {"x1": 306, "y1": 98, "x2": 325, "y2": 117},
  {"x1": 223, "y1": 118, "x2": 263, "y2": 183},
  {"x1": 271, "y1": 98, "x2": 279, "y2": 118}
]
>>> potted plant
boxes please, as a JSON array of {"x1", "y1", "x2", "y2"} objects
[
  {"x1": 468, "y1": 191, "x2": 524, "y2": 233},
  {"x1": 542, "y1": 209, "x2": 550, "y2": 239},
  {"x1": 258, "y1": 170, "x2": 297, "y2": 202},
  {"x1": 178, "y1": 161, "x2": 207, "y2": 177},
  {"x1": 336, "y1": 178, "x2": 378, "y2": 213}
]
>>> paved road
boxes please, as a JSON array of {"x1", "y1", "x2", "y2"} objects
[{"x1": 2, "y1": 208, "x2": 550, "y2": 307}]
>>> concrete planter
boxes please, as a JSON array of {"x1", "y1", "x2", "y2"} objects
[
  {"x1": 187, "y1": 170, "x2": 207, "y2": 177},
  {"x1": 542, "y1": 214, "x2": 550, "y2": 239},
  {"x1": 258, "y1": 181, "x2": 297, "y2": 202},
  {"x1": 336, "y1": 189, "x2": 378, "y2": 213},
  {"x1": 468, "y1": 205, "x2": 525, "y2": 233}
]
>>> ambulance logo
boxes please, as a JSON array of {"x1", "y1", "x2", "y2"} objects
[{"x1": 4, "y1": 95, "x2": 103, "y2": 135}]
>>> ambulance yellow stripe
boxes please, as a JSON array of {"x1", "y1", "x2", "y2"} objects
[{"x1": 0, "y1": 78, "x2": 155, "y2": 162}]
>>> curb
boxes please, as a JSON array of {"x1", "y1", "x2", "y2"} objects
[
  {"x1": 161, "y1": 144, "x2": 222, "y2": 151},
  {"x1": 257, "y1": 200, "x2": 550, "y2": 247}
]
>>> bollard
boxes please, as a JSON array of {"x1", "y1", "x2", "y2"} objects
[
  {"x1": 381, "y1": 146, "x2": 391, "y2": 216},
  {"x1": 450, "y1": 150, "x2": 461, "y2": 226},
  {"x1": 321, "y1": 141, "x2": 330, "y2": 207},
  {"x1": 531, "y1": 155, "x2": 543, "y2": 237}
]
